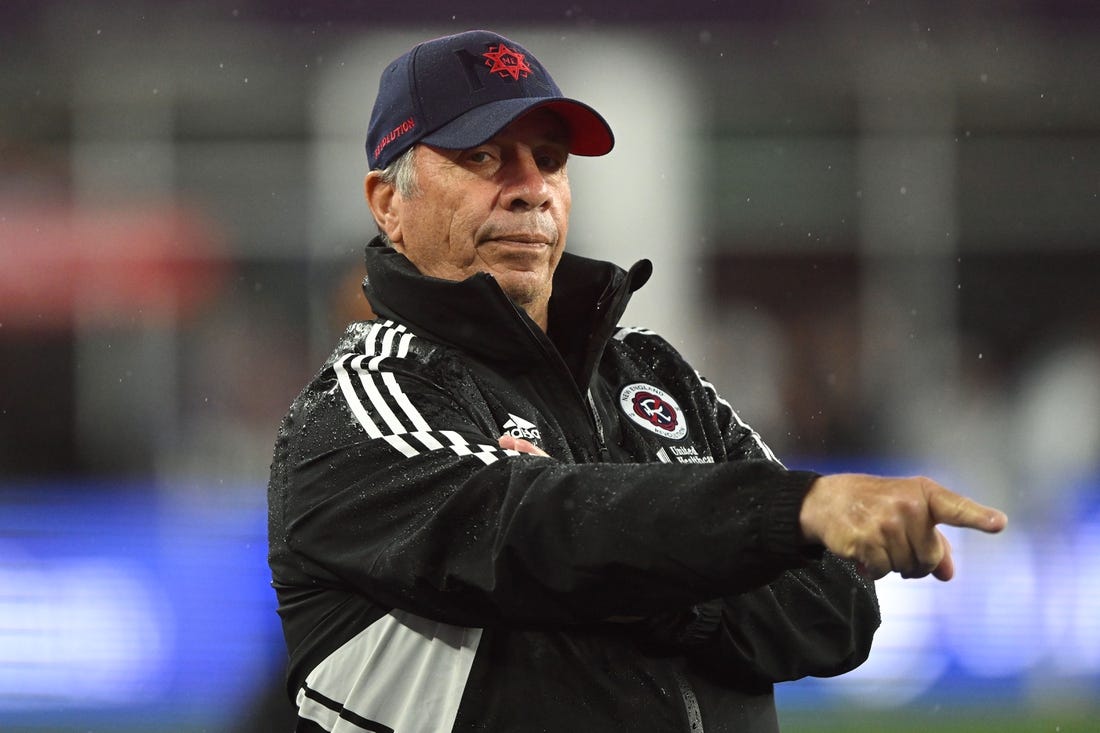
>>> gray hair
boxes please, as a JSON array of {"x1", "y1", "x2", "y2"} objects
[
  {"x1": 377, "y1": 145, "x2": 419, "y2": 197},
  {"x1": 373, "y1": 145, "x2": 419, "y2": 247}
]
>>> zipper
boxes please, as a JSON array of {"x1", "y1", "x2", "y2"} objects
[
  {"x1": 488, "y1": 284, "x2": 611, "y2": 463},
  {"x1": 671, "y1": 667, "x2": 705, "y2": 732},
  {"x1": 585, "y1": 388, "x2": 612, "y2": 462}
]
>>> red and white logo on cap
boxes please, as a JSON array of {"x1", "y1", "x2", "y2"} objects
[
  {"x1": 482, "y1": 42, "x2": 532, "y2": 80},
  {"x1": 619, "y1": 383, "x2": 687, "y2": 440}
]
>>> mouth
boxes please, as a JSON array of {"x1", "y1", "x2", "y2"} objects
[{"x1": 480, "y1": 234, "x2": 550, "y2": 247}]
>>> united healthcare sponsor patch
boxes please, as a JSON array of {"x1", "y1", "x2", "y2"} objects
[{"x1": 619, "y1": 383, "x2": 688, "y2": 440}]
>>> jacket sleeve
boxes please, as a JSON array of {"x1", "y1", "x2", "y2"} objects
[
  {"x1": 636, "y1": 369, "x2": 881, "y2": 682},
  {"x1": 638, "y1": 554, "x2": 879, "y2": 683},
  {"x1": 277, "y1": 346, "x2": 826, "y2": 629}
]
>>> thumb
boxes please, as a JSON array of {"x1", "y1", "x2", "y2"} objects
[{"x1": 931, "y1": 531, "x2": 955, "y2": 581}]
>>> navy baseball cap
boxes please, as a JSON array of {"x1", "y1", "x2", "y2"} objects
[{"x1": 366, "y1": 30, "x2": 614, "y2": 170}]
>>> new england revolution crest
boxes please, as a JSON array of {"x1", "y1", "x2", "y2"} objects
[{"x1": 618, "y1": 383, "x2": 688, "y2": 440}]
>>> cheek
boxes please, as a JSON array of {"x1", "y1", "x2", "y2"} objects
[
  {"x1": 400, "y1": 196, "x2": 485, "y2": 271},
  {"x1": 398, "y1": 196, "x2": 449, "y2": 246},
  {"x1": 556, "y1": 187, "x2": 571, "y2": 242},
  {"x1": 446, "y1": 204, "x2": 482, "y2": 239},
  {"x1": 556, "y1": 176, "x2": 571, "y2": 220}
]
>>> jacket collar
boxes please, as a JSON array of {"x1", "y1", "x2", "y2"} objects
[{"x1": 361, "y1": 237, "x2": 651, "y2": 384}]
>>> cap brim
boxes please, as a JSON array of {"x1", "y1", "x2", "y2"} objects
[{"x1": 420, "y1": 97, "x2": 614, "y2": 157}]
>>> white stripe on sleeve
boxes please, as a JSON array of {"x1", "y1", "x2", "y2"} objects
[
  {"x1": 334, "y1": 354, "x2": 382, "y2": 439},
  {"x1": 353, "y1": 356, "x2": 409, "y2": 435},
  {"x1": 381, "y1": 371, "x2": 431, "y2": 431},
  {"x1": 335, "y1": 322, "x2": 524, "y2": 467}
]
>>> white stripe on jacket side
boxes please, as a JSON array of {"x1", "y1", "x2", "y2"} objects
[
  {"x1": 694, "y1": 371, "x2": 782, "y2": 465},
  {"x1": 298, "y1": 610, "x2": 483, "y2": 732},
  {"x1": 334, "y1": 321, "x2": 521, "y2": 464}
]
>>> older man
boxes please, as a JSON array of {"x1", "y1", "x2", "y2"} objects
[{"x1": 268, "y1": 30, "x2": 1006, "y2": 732}]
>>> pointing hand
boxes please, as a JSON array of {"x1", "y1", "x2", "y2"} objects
[{"x1": 799, "y1": 474, "x2": 1007, "y2": 581}]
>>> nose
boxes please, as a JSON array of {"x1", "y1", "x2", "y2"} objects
[{"x1": 498, "y1": 149, "x2": 552, "y2": 212}]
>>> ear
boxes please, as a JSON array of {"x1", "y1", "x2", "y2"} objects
[{"x1": 365, "y1": 171, "x2": 403, "y2": 246}]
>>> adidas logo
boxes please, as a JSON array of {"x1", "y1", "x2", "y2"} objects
[{"x1": 502, "y1": 413, "x2": 541, "y2": 442}]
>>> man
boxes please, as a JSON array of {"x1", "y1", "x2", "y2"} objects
[{"x1": 268, "y1": 30, "x2": 1007, "y2": 732}]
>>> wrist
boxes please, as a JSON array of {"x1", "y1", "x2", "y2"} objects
[{"x1": 798, "y1": 475, "x2": 825, "y2": 547}]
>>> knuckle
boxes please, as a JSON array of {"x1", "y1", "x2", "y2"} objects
[
  {"x1": 878, "y1": 514, "x2": 903, "y2": 537},
  {"x1": 899, "y1": 495, "x2": 925, "y2": 517}
]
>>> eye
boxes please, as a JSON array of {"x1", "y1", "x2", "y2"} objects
[
  {"x1": 463, "y1": 148, "x2": 497, "y2": 166},
  {"x1": 536, "y1": 150, "x2": 568, "y2": 173}
]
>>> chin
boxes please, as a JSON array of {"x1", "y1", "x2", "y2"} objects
[{"x1": 499, "y1": 279, "x2": 548, "y2": 309}]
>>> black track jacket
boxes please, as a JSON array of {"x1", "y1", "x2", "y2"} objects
[{"x1": 268, "y1": 238, "x2": 880, "y2": 732}]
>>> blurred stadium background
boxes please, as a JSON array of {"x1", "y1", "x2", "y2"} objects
[{"x1": 1, "y1": 1, "x2": 1098, "y2": 731}]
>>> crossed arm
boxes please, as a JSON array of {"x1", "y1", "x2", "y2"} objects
[{"x1": 499, "y1": 434, "x2": 1008, "y2": 582}]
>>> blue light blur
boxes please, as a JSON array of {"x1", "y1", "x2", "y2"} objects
[{"x1": 0, "y1": 481, "x2": 282, "y2": 730}]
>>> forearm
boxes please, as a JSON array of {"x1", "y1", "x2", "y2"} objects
[
  {"x1": 284, "y1": 437, "x2": 822, "y2": 627},
  {"x1": 639, "y1": 553, "x2": 880, "y2": 684}
]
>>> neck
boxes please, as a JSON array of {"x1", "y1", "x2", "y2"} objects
[{"x1": 524, "y1": 301, "x2": 549, "y2": 332}]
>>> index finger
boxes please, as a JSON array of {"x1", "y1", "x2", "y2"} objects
[{"x1": 926, "y1": 483, "x2": 1008, "y2": 533}]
